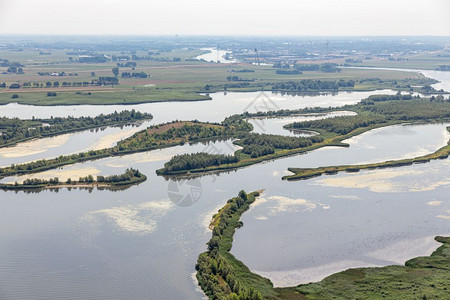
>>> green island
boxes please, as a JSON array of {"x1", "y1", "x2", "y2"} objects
[
  {"x1": 157, "y1": 94, "x2": 450, "y2": 176},
  {"x1": 0, "y1": 109, "x2": 152, "y2": 148},
  {"x1": 0, "y1": 168, "x2": 146, "y2": 191},
  {"x1": 197, "y1": 190, "x2": 450, "y2": 299}
]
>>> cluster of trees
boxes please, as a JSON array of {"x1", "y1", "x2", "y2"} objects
[
  {"x1": 97, "y1": 77, "x2": 119, "y2": 85},
  {"x1": 242, "y1": 143, "x2": 275, "y2": 157},
  {"x1": 8, "y1": 77, "x2": 120, "y2": 89},
  {"x1": 294, "y1": 64, "x2": 320, "y2": 71},
  {"x1": 0, "y1": 110, "x2": 152, "y2": 147},
  {"x1": 420, "y1": 85, "x2": 441, "y2": 94},
  {"x1": 130, "y1": 54, "x2": 181, "y2": 62},
  {"x1": 116, "y1": 62, "x2": 137, "y2": 68},
  {"x1": 234, "y1": 107, "x2": 332, "y2": 120},
  {"x1": 230, "y1": 69, "x2": 254, "y2": 73},
  {"x1": 118, "y1": 117, "x2": 254, "y2": 153},
  {"x1": 294, "y1": 63, "x2": 341, "y2": 73},
  {"x1": 361, "y1": 93, "x2": 414, "y2": 104},
  {"x1": 272, "y1": 79, "x2": 355, "y2": 91},
  {"x1": 226, "y1": 76, "x2": 253, "y2": 82},
  {"x1": 116, "y1": 121, "x2": 233, "y2": 151},
  {"x1": 22, "y1": 177, "x2": 59, "y2": 186},
  {"x1": 97, "y1": 168, "x2": 143, "y2": 183},
  {"x1": 221, "y1": 115, "x2": 254, "y2": 132},
  {"x1": 239, "y1": 133, "x2": 324, "y2": 158},
  {"x1": 121, "y1": 71, "x2": 148, "y2": 78},
  {"x1": 78, "y1": 55, "x2": 108, "y2": 63},
  {"x1": 276, "y1": 69, "x2": 301, "y2": 75},
  {"x1": 436, "y1": 65, "x2": 450, "y2": 71},
  {"x1": 291, "y1": 114, "x2": 386, "y2": 135},
  {"x1": 224, "y1": 82, "x2": 250, "y2": 89},
  {"x1": 112, "y1": 67, "x2": 120, "y2": 76},
  {"x1": 360, "y1": 98, "x2": 450, "y2": 121},
  {"x1": 6, "y1": 66, "x2": 24, "y2": 74},
  {"x1": 159, "y1": 153, "x2": 238, "y2": 174},
  {"x1": 9, "y1": 169, "x2": 144, "y2": 189},
  {"x1": 196, "y1": 191, "x2": 263, "y2": 300},
  {"x1": 320, "y1": 63, "x2": 342, "y2": 73},
  {"x1": 0, "y1": 59, "x2": 23, "y2": 68}
]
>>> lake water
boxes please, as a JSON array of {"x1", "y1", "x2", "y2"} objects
[
  {"x1": 0, "y1": 69, "x2": 449, "y2": 299},
  {"x1": 196, "y1": 48, "x2": 238, "y2": 64}
]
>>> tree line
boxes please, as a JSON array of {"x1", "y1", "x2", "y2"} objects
[
  {"x1": 196, "y1": 191, "x2": 265, "y2": 300},
  {"x1": 272, "y1": 79, "x2": 355, "y2": 91},
  {"x1": 239, "y1": 133, "x2": 324, "y2": 158},
  {"x1": 158, "y1": 153, "x2": 238, "y2": 174},
  {"x1": 6, "y1": 168, "x2": 145, "y2": 189}
]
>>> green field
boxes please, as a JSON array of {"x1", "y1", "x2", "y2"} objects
[{"x1": 0, "y1": 47, "x2": 437, "y2": 105}]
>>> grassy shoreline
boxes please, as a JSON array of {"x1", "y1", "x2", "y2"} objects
[{"x1": 0, "y1": 92, "x2": 212, "y2": 106}]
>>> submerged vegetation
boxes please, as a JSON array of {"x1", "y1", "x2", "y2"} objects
[{"x1": 198, "y1": 191, "x2": 450, "y2": 299}]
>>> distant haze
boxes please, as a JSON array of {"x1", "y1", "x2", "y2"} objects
[{"x1": 0, "y1": 0, "x2": 449, "y2": 36}]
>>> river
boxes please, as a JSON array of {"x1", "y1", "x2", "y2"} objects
[{"x1": 0, "y1": 69, "x2": 449, "y2": 299}]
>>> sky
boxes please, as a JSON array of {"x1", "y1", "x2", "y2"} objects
[{"x1": 0, "y1": 0, "x2": 449, "y2": 36}]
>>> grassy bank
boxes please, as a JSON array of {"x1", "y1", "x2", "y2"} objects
[{"x1": 198, "y1": 190, "x2": 450, "y2": 299}]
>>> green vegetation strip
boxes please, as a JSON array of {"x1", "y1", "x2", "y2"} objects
[
  {"x1": 198, "y1": 190, "x2": 450, "y2": 299},
  {"x1": 0, "y1": 168, "x2": 146, "y2": 191},
  {"x1": 284, "y1": 133, "x2": 450, "y2": 181},
  {"x1": 196, "y1": 190, "x2": 274, "y2": 300}
]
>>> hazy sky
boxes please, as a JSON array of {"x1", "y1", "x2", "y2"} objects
[{"x1": 0, "y1": 0, "x2": 449, "y2": 36}]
